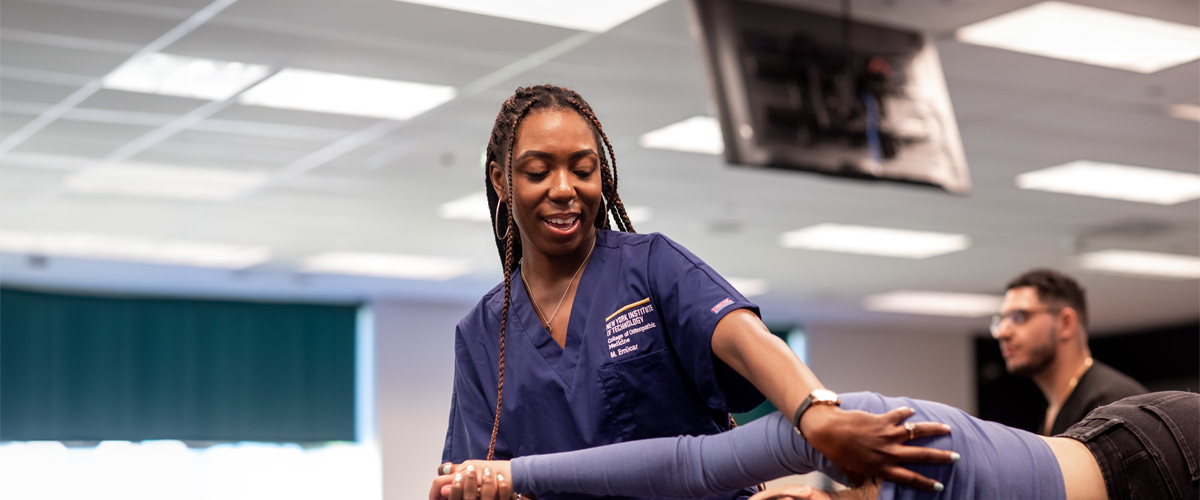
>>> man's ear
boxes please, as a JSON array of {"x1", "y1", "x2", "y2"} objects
[
  {"x1": 1056, "y1": 307, "x2": 1080, "y2": 341},
  {"x1": 488, "y1": 161, "x2": 506, "y2": 202}
]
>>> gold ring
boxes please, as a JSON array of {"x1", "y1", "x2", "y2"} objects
[{"x1": 904, "y1": 422, "x2": 916, "y2": 440}]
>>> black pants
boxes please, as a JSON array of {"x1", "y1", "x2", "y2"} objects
[{"x1": 1059, "y1": 391, "x2": 1199, "y2": 500}]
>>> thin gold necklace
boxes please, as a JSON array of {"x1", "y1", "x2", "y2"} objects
[
  {"x1": 1044, "y1": 356, "x2": 1093, "y2": 435},
  {"x1": 1066, "y1": 356, "x2": 1094, "y2": 394},
  {"x1": 520, "y1": 241, "x2": 595, "y2": 335}
]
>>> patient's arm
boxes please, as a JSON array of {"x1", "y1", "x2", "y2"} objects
[
  {"x1": 512, "y1": 411, "x2": 831, "y2": 497},
  {"x1": 435, "y1": 405, "x2": 950, "y2": 499},
  {"x1": 509, "y1": 408, "x2": 951, "y2": 498}
]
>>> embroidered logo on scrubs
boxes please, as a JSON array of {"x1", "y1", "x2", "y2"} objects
[
  {"x1": 711, "y1": 298, "x2": 735, "y2": 314},
  {"x1": 605, "y1": 298, "x2": 655, "y2": 359}
]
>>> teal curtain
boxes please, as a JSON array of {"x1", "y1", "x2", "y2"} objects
[{"x1": 1, "y1": 288, "x2": 356, "y2": 442}]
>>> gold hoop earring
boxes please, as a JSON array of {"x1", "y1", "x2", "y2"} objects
[
  {"x1": 594, "y1": 197, "x2": 608, "y2": 228},
  {"x1": 494, "y1": 202, "x2": 511, "y2": 240}
]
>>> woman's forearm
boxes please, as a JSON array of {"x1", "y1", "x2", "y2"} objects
[
  {"x1": 711, "y1": 308, "x2": 823, "y2": 424},
  {"x1": 510, "y1": 412, "x2": 843, "y2": 497}
]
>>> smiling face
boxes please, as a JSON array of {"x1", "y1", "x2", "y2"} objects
[{"x1": 491, "y1": 108, "x2": 603, "y2": 260}]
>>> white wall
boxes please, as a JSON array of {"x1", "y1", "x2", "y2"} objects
[
  {"x1": 805, "y1": 324, "x2": 975, "y2": 414},
  {"x1": 373, "y1": 300, "x2": 472, "y2": 500}
]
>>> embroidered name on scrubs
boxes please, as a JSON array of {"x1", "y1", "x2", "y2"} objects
[
  {"x1": 711, "y1": 298, "x2": 735, "y2": 314},
  {"x1": 605, "y1": 298, "x2": 656, "y2": 359}
]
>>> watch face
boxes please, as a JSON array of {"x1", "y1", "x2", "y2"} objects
[{"x1": 812, "y1": 389, "x2": 839, "y2": 403}]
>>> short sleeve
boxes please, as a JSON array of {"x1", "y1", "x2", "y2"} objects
[{"x1": 647, "y1": 234, "x2": 764, "y2": 413}]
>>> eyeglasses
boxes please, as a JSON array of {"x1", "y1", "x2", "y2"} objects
[{"x1": 989, "y1": 307, "x2": 1062, "y2": 336}]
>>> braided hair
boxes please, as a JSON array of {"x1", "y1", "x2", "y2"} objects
[{"x1": 483, "y1": 85, "x2": 636, "y2": 459}]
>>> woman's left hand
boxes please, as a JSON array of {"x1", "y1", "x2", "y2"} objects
[{"x1": 798, "y1": 404, "x2": 955, "y2": 491}]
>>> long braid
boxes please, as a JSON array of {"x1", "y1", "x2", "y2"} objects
[
  {"x1": 564, "y1": 96, "x2": 636, "y2": 233},
  {"x1": 487, "y1": 96, "x2": 538, "y2": 460},
  {"x1": 482, "y1": 84, "x2": 638, "y2": 460}
]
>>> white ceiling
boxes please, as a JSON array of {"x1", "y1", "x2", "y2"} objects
[{"x1": 1, "y1": 0, "x2": 1197, "y2": 335}]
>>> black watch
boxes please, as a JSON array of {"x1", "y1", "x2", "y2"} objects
[{"x1": 792, "y1": 389, "x2": 840, "y2": 437}]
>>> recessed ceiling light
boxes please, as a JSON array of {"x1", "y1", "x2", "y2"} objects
[
  {"x1": 302, "y1": 251, "x2": 470, "y2": 281},
  {"x1": 239, "y1": 68, "x2": 456, "y2": 121},
  {"x1": 0, "y1": 230, "x2": 271, "y2": 269},
  {"x1": 1016, "y1": 160, "x2": 1200, "y2": 205},
  {"x1": 392, "y1": 0, "x2": 669, "y2": 33},
  {"x1": 780, "y1": 223, "x2": 969, "y2": 259},
  {"x1": 64, "y1": 162, "x2": 269, "y2": 201},
  {"x1": 639, "y1": 116, "x2": 724, "y2": 155},
  {"x1": 103, "y1": 52, "x2": 271, "y2": 100},
  {"x1": 956, "y1": 1, "x2": 1200, "y2": 73},
  {"x1": 1077, "y1": 249, "x2": 1200, "y2": 280},
  {"x1": 439, "y1": 192, "x2": 491, "y2": 222},
  {"x1": 623, "y1": 205, "x2": 652, "y2": 224},
  {"x1": 1167, "y1": 104, "x2": 1200, "y2": 122},
  {"x1": 726, "y1": 277, "x2": 768, "y2": 297},
  {"x1": 864, "y1": 290, "x2": 1003, "y2": 317}
]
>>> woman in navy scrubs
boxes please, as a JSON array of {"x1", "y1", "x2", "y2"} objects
[{"x1": 440, "y1": 85, "x2": 954, "y2": 500}]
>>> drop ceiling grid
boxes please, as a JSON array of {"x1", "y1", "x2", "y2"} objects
[
  {"x1": 12, "y1": 122, "x2": 153, "y2": 159},
  {"x1": 1, "y1": 0, "x2": 181, "y2": 44},
  {"x1": 134, "y1": 130, "x2": 326, "y2": 168},
  {"x1": 0, "y1": 0, "x2": 1195, "y2": 332},
  {"x1": 220, "y1": 0, "x2": 578, "y2": 58},
  {"x1": 0, "y1": 77, "x2": 82, "y2": 105}
]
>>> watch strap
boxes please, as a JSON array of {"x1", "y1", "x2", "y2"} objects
[
  {"x1": 792, "y1": 395, "x2": 816, "y2": 436},
  {"x1": 792, "y1": 390, "x2": 840, "y2": 437}
]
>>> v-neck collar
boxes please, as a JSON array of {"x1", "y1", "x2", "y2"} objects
[{"x1": 513, "y1": 249, "x2": 599, "y2": 390}]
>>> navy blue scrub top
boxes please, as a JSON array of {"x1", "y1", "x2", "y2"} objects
[{"x1": 443, "y1": 231, "x2": 765, "y2": 500}]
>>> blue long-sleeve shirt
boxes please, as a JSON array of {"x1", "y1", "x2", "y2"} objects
[{"x1": 513, "y1": 392, "x2": 1067, "y2": 500}]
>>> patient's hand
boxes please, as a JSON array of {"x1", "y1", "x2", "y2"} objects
[{"x1": 429, "y1": 461, "x2": 513, "y2": 500}]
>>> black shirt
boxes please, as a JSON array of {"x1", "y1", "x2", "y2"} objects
[{"x1": 1049, "y1": 360, "x2": 1148, "y2": 436}]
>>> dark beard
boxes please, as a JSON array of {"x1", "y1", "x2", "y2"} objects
[{"x1": 1008, "y1": 337, "x2": 1057, "y2": 377}]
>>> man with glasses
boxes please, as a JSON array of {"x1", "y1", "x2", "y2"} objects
[{"x1": 991, "y1": 269, "x2": 1146, "y2": 435}]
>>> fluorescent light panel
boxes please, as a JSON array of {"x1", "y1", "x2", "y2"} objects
[
  {"x1": 639, "y1": 116, "x2": 724, "y2": 155},
  {"x1": 1016, "y1": 160, "x2": 1200, "y2": 205},
  {"x1": 1077, "y1": 249, "x2": 1200, "y2": 280},
  {"x1": 103, "y1": 53, "x2": 270, "y2": 100},
  {"x1": 0, "y1": 230, "x2": 270, "y2": 269},
  {"x1": 864, "y1": 290, "x2": 1003, "y2": 317},
  {"x1": 726, "y1": 277, "x2": 768, "y2": 297},
  {"x1": 302, "y1": 251, "x2": 470, "y2": 281},
  {"x1": 624, "y1": 206, "x2": 652, "y2": 224},
  {"x1": 393, "y1": 0, "x2": 669, "y2": 33},
  {"x1": 1167, "y1": 104, "x2": 1200, "y2": 122},
  {"x1": 956, "y1": 2, "x2": 1200, "y2": 74},
  {"x1": 780, "y1": 223, "x2": 969, "y2": 259},
  {"x1": 239, "y1": 68, "x2": 456, "y2": 121},
  {"x1": 439, "y1": 192, "x2": 653, "y2": 224},
  {"x1": 439, "y1": 192, "x2": 491, "y2": 222},
  {"x1": 64, "y1": 162, "x2": 269, "y2": 201}
]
